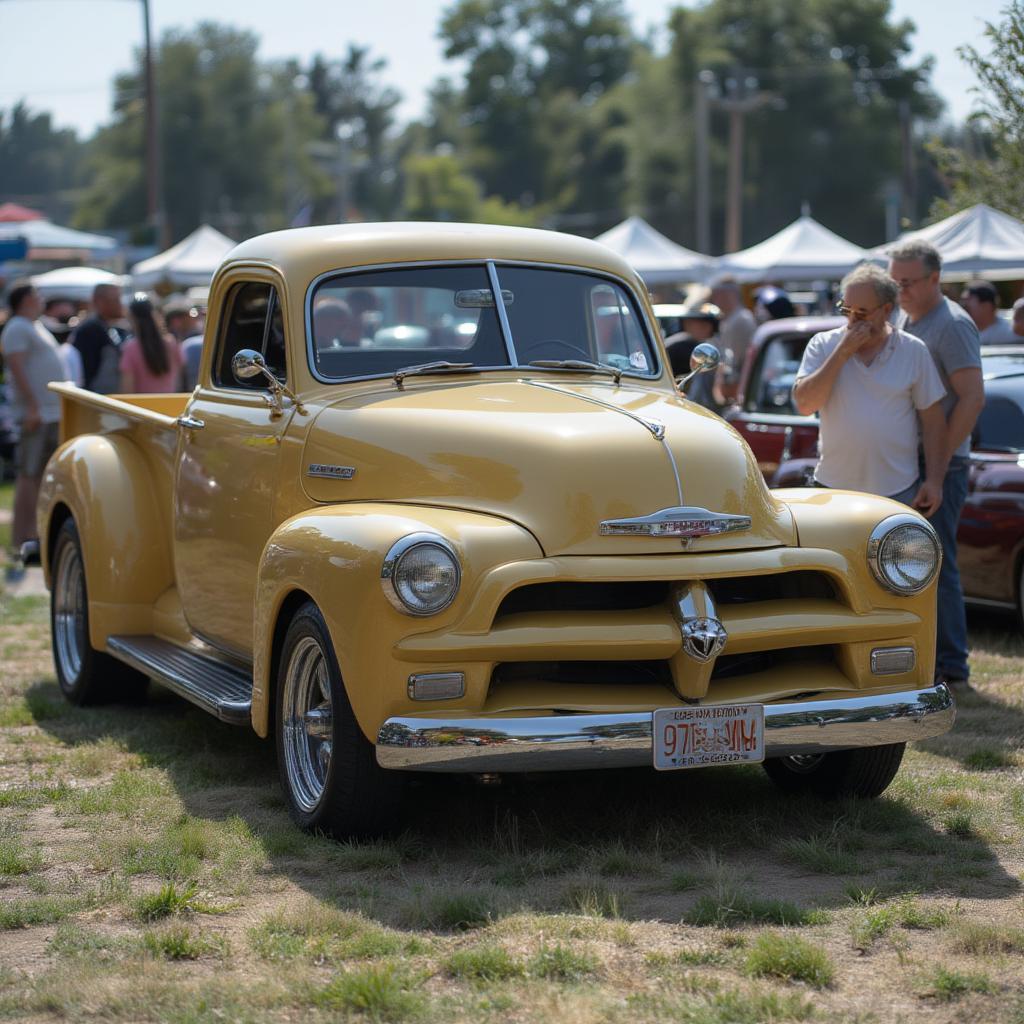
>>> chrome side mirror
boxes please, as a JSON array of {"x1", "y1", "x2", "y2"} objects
[
  {"x1": 230, "y1": 348, "x2": 307, "y2": 418},
  {"x1": 676, "y1": 343, "x2": 721, "y2": 390},
  {"x1": 232, "y1": 349, "x2": 268, "y2": 382}
]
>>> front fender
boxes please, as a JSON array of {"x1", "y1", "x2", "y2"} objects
[
  {"x1": 38, "y1": 433, "x2": 174, "y2": 647},
  {"x1": 780, "y1": 487, "x2": 938, "y2": 679},
  {"x1": 252, "y1": 504, "x2": 543, "y2": 740}
]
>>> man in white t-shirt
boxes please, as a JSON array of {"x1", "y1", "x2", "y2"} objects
[
  {"x1": 792, "y1": 264, "x2": 946, "y2": 514},
  {"x1": 0, "y1": 283, "x2": 70, "y2": 562}
]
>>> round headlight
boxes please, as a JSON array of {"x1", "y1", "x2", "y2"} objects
[
  {"x1": 381, "y1": 534, "x2": 461, "y2": 616},
  {"x1": 867, "y1": 514, "x2": 941, "y2": 595}
]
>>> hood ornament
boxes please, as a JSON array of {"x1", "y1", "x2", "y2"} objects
[{"x1": 599, "y1": 506, "x2": 751, "y2": 540}]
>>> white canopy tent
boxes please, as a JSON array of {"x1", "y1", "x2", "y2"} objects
[
  {"x1": 595, "y1": 216, "x2": 711, "y2": 285},
  {"x1": 713, "y1": 215, "x2": 868, "y2": 282},
  {"x1": 31, "y1": 266, "x2": 127, "y2": 302},
  {"x1": 0, "y1": 219, "x2": 117, "y2": 258},
  {"x1": 130, "y1": 224, "x2": 236, "y2": 290},
  {"x1": 870, "y1": 204, "x2": 1024, "y2": 281}
]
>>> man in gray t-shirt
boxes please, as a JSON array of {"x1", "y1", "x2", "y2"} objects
[
  {"x1": 0, "y1": 283, "x2": 69, "y2": 559},
  {"x1": 890, "y1": 241, "x2": 984, "y2": 689}
]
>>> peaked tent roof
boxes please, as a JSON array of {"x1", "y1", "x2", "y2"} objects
[
  {"x1": 713, "y1": 215, "x2": 868, "y2": 282},
  {"x1": 31, "y1": 266, "x2": 127, "y2": 301},
  {"x1": 870, "y1": 204, "x2": 1024, "y2": 281},
  {"x1": 130, "y1": 224, "x2": 236, "y2": 289},
  {"x1": 594, "y1": 216, "x2": 711, "y2": 284},
  {"x1": 0, "y1": 218, "x2": 117, "y2": 255}
]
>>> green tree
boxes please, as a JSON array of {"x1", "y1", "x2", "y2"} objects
[
  {"x1": 402, "y1": 151, "x2": 536, "y2": 224},
  {"x1": 0, "y1": 103, "x2": 83, "y2": 220},
  {"x1": 437, "y1": 0, "x2": 636, "y2": 212},
  {"x1": 76, "y1": 23, "x2": 330, "y2": 244},
  {"x1": 306, "y1": 46, "x2": 403, "y2": 219},
  {"x1": 663, "y1": 0, "x2": 940, "y2": 249},
  {"x1": 930, "y1": 1, "x2": 1024, "y2": 219}
]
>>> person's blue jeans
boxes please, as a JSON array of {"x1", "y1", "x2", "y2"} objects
[{"x1": 928, "y1": 458, "x2": 970, "y2": 680}]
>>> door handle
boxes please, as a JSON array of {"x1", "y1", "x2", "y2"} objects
[{"x1": 176, "y1": 414, "x2": 205, "y2": 430}]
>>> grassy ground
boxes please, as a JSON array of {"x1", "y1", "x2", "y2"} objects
[
  {"x1": 1, "y1": 595, "x2": 1023, "y2": 1023},
  {"x1": 0, "y1": 480, "x2": 13, "y2": 554}
]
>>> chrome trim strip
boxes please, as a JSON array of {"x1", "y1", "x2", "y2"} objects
[
  {"x1": 376, "y1": 684, "x2": 955, "y2": 772},
  {"x1": 660, "y1": 435, "x2": 685, "y2": 505},
  {"x1": 487, "y1": 260, "x2": 518, "y2": 366},
  {"x1": 522, "y1": 379, "x2": 665, "y2": 440},
  {"x1": 600, "y1": 506, "x2": 752, "y2": 538}
]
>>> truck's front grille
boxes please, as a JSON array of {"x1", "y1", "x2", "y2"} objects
[
  {"x1": 710, "y1": 645, "x2": 837, "y2": 681},
  {"x1": 706, "y1": 571, "x2": 836, "y2": 605},
  {"x1": 495, "y1": 581, "x2": 670, "y2": 618},
  {"x1": 491, "y1": 659, "x2": 673, "y2": 688}
]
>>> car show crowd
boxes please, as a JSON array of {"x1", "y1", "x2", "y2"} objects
[{"x1": 2, "y1": 234, "x2": 1023, "y2": 694}]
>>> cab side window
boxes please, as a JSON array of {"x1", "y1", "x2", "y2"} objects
[{"x1": 213, "y1": 282, "x2": 287, "y2": 388}]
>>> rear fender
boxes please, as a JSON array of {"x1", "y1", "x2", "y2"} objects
[
  {"x1": 252, "y1": 504, "x2": 542, "y2": 740},
  {"x1": 38, "y1": 434, "x2": 174, "y2": 647}
]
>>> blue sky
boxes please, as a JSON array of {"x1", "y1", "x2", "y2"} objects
[{"x1": 0, "y1": 0, "x2": 1005, "y2": 136}]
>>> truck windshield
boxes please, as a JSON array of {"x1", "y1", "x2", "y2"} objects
[{"x1": 308, "y1": 263, "x2": 659, "y2": 382}]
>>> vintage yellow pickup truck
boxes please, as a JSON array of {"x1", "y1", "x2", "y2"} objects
[{"x1": 37, "y1": 223, "x2": 954, "y2": 837}]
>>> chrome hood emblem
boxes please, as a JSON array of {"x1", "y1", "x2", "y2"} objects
[
  {"x1": 681, "y1": 617, "x2": 728, "y2": 662},
  {"x1": 599, "y1": 506, "x2": 752, "y2": 539}
]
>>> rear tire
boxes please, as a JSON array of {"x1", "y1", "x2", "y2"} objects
[
  {"x1": 275, "y1": 601, "x2": 404, "y2": 838},
  {"x1": 49, "y1": 518, "x2": 148, "y2": 704},
  {"x1": 762, "y1": 743, "x2": 905, "y2": 799}
]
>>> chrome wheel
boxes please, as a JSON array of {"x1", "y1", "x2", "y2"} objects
[
  {"x1": 53, "y1": 538, "x2": 87, "y2": 686},
  {"x1": 281, "y1": 635, "x2": 334, "y2": 813}
]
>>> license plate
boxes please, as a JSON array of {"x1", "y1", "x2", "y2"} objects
[{"x1": 653, "y1": 704, "x2": 765, "y2": 771}]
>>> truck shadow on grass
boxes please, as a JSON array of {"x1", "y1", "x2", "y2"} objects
[{"x1": 27, "y1": 671, "x2": 1022, "y2": 933}]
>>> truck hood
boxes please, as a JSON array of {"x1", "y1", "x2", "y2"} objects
[{"x1": 301, "y1": 379, "x2": 795, "y2": 556}]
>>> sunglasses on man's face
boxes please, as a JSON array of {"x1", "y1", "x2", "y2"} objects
[{"x1": 835, "y1": 302, "x2": 886, "y2": 318}]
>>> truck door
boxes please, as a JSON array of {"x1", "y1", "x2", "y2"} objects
[{"x1": 173, "y1": 275, "x2": 293, "y2": 659}]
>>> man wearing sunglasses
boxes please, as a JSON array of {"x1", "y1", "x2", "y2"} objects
[
  {"x1": 792, "y1": 263, "x2": 946, "y2": 512},
  {"x1": 889, "y1": 241, "x2": 983, "y2": 693}
]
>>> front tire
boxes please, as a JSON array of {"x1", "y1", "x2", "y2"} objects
[
  {"x1": 275, "y1": 601, "x2": 404, "y2": 838},
  {"x1": 50, "y1": 518, "x2": 147, "y2": 704},
  {"x1": 762, "y1": 743, "x2": 905, "y2": 799}
]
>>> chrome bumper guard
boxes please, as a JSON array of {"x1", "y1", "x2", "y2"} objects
[{"x1": 376, "y1": 684, "x2": 954, "y2": 772}]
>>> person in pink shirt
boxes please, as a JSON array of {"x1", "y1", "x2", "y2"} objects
[{"x1": 120, "y1": 297, "x2": 183, "y2": 393}]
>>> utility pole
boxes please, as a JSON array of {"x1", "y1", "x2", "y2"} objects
[
  {"x1": 140, "y1": 0, "x2": 165, "y2": 247},
  {"x1": 694, "y1": 70, "x2": 780, "y2": 254},
  {"x1": 718, "y1": 77, "x2": 780, "y2": 253},
  {"x1": 694, "y1": 70, "x2": 715, "y2": 255},
  {"x1": 898, "y1": 99, "x2": 916, "y2": 229}
]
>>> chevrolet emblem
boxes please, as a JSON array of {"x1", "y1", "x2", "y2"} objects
[{"x1": 599, "y1": 506, "x2": 752, "y2": 539}]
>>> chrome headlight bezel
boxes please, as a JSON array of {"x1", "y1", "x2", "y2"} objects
[
  {"x1": 381, "y1": 533, "x2": 462, "y2": 616},
  {"x1": 867, "y1": 513, "x2": 941, "y2": 595}
]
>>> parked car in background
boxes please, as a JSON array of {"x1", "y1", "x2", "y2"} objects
[
  {"x1": 728, "y1": 324, "x2": 1024, "y2": 630},
  {"x1": 652, "y1": 303, "x2": 688, "y2": 339},
  {"x1": 725, "y1": 316, "x2": 843, "y2": 480}
]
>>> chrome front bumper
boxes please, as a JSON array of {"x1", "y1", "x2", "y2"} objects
[{"x1": 375, "y1": 684, "x2": 954, "y2": 772}]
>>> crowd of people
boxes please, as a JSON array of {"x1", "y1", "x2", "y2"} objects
[
  {"x1": 0, "y1": 284, "x2": 205, "y2": 574},
  {"x1": 2, "y1": 244, "x2": 1020, "y2": 686}
]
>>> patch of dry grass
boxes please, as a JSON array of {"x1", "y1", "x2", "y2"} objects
[{"x1": 0, "y1": 592, "x2": 1022, "y2": 1023}]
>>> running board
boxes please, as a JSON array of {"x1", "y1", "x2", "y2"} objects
[{"x1": 106, "y1": 635, "x2": 253, "y2": 726}]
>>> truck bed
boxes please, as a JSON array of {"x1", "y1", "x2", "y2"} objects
[{"x1": 49, "y1": 383, "x2": 188, "y2": 442}]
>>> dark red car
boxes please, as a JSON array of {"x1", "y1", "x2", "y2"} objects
[{"x1": 726, "y1": 322, "x2": 1024, "y2": 630}]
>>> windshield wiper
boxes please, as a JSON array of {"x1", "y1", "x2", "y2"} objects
[
  {"x1": 527, "y1": 359, "x2": 623, "y2": 385},
  {"x1": 392, "y1": 361, "x2": 479, "y2": 390}
]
